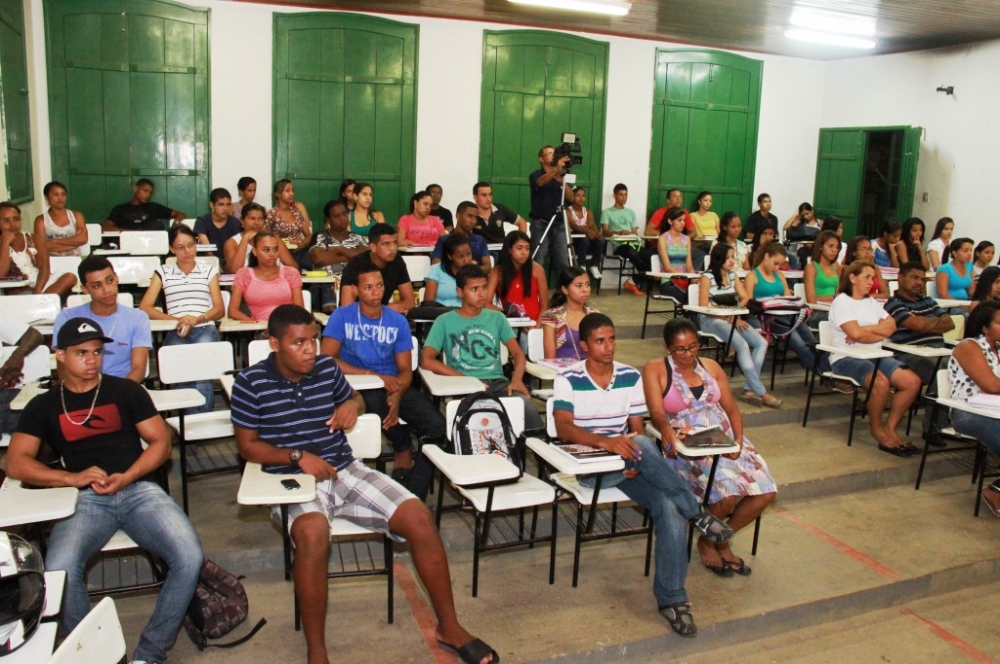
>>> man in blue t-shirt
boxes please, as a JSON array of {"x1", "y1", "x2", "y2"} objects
[
  {"x1": 321, "y1": 263, "x2": 444, "y2": 497},
  {"x1": 431, "y1": 201, "x2": 490, "y2": 269},
  {"x1": 52, "y1": 255, "x2": 152, "y2": 382},
  {"x1": 232, "y1": 305, "x2": 498, "y2": 664}
]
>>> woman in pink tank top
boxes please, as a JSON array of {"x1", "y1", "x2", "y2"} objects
[{"x1": 228, "y1": 231, "x2": 304, "y2": 322}]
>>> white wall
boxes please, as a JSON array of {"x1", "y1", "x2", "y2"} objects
[
  {"x1": 15, "y1": 0, "x2": 830, "y2": 223},
  {"x1": 822, "y1": 39, "x2": 1000, "y2": 244}
]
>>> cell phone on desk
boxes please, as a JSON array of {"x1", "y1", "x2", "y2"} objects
[{"x1": 281, "y1": 479, "x2": 301, "y2": 490}]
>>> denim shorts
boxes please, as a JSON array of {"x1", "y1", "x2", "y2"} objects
[{"x1": 831, "y1": 355, "x2": 906, "y2": 386}]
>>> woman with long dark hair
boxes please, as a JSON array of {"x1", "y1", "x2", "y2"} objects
[
  {"x1": 232, "y1": 176, "x2": 256, "y2": 218},
  {"x1": 541, "y1": 267, "x2": 598, "y2": 360},
  {"x1": 485, "y1": 230, "x2": 548, "y2": 323},
  {"x1": 927, "y1": 217, "x2": 954, "y2": 270},
  {"x1": 897, "y1": 217, "x2": 928, "y2": 270},
  {"x1": 424, "y1": 233, "x2": 475, "y2": 307}
]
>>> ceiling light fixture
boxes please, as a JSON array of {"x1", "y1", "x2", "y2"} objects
[
  {"x1": 785, "y1": 28, "x2": 878, "y2": 50},
  {"x1": 789, "y1": 7, "x2": 876, "y2": 36},
  {"x1": 507, "y1": 0, "x2": 632, "y2": 17}
]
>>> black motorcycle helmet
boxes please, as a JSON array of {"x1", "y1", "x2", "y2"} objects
[{"x1": 0, "y1": 532, "x2": 45, "y2": 656}]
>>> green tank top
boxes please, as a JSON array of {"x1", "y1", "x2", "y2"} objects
[
  {"x1": 813, "y1": 264, "x2": 839, "y2": 297},
  {"x1": 752, "y1": 267, "x2": 785, "y2": 298}
]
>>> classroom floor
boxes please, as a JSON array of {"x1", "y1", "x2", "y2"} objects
[{"x1": 84, "y1": 275, "x2": 1000, "y2": 662}]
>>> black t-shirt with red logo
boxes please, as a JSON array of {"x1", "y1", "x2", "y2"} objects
[{"x1": 16, "y1": 376, "x2": 159, "y2": 481}]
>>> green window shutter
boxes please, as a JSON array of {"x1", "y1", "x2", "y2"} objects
[
  {"x1": 480, "y1": 31, "x2": 608, "y2": 219},
  {"x1": 647, "y1": 50, "x2": 762, "y2": 221},
  {"x1": 0, "y1": 0, "x2": 33, "y2": 203},
  {"x1": 45, "y1": 0, "x2": 210, "y2": 224},
  {"x1": 273, "y1": 12, "x2": 417, "y2": 228},
  {"x1": 813, "y1": 128, "x2": 867, "y2": 239}
]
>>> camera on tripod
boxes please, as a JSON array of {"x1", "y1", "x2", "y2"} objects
[{"x1": 553, "y1": 132, "x2": 582, "y2": 171}]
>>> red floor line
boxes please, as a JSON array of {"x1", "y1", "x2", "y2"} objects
[
  {"x1": 900, "y1": 607, "x2": 997, "y2": 663},
  {"x1": 774, "y1": 507, "x2": 902, "y2": 580},
  {"x1": 393, "y1": 560, "x2": 456, "y2": 663}
]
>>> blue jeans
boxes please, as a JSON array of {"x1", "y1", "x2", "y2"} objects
[
  {"x1": 46, "y1": 482, "x2": 203, "y2": 663},
  {"x1": 572, "y1": 235, "x2": 606, "y2": 269},
  {"x1": 361, "y1": 386, "x2": 445, "y2": 453},
  {"x1": 580, "y1": 436, "x2": 698, "y2": 606},
  {"x1": 951, "y1": 409, "x2": 1000, "y2": 489},
  {"x1": 530, "y1": 217, "x2": 569, "y2": 277},
  {"x1": 698, "y1": 314, "x2": 768, "y2": 396},
  {"x1": 748, "y1": 317, "x2": 826, "y2": 373},
  {"x1": 162, "y1": 324, "x2": 219, "y2": 414}
]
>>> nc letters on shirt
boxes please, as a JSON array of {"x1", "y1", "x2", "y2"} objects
[{"x1": 447, "y1": 328, "x2": 500, "y2": 372}]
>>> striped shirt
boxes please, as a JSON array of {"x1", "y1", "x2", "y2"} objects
[
  {"x1": 553, "y1": 361, "x2": 647, "y2": 435},
  {"x1": 885, "y1": 294, "x2": 947, "y2": 347},
  {"x1": 155, "y1": 262, "x2": 217, "y2": 321},
  {"x1": 230, "y1": 354, "x2": 355, "y2": 472}
]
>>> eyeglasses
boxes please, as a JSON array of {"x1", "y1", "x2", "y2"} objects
[
  {"x1": 668, "y1": 343, "x2": 701, "y2": 355},
  {"x1": 172, "y1": 242, "x2": 196, "y2": 251}
]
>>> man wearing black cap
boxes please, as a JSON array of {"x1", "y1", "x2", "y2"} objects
[{"x1": 6, "y1": 318, "x2": 203, "y2": 664}]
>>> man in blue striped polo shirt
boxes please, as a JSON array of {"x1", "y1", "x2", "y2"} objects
[
  {"x1": 231, "y1": 305, "x2": 497, "y2": 664},
  {"x1": 552, "y1": 312, "x2": 732, "y2": 639}
]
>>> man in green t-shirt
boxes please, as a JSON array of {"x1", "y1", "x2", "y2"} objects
[
  {"x1": 421, "y1": 265, "x2": 544, "y2": 432},
  {"x1": 601, "y1": 183, "x2": 650, "y2": 295}
]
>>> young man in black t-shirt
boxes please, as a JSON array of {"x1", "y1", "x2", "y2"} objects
[
  {"x1": 103, "y1": 178, "x2": 186, "y2": 232},
  {"x1": 7, "y1": 318, "x2": 202, "y2": 664},
  {"x1": 339, "y1": 223, "x2": 415, "y2": 314}
]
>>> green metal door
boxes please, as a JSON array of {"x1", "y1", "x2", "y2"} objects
[
  {"x1": 813, "y1": 129, "x2": 867, "y2": 239},
  {"x1": 46, "y1": 0, "x2": 210, "y2": 224},
  {"x1": 480, "y1": 31, "x2": 608, "y2": 218},
  {"x1": 0, "y1": 0, "x2": 33, "y2": 203},
  {"x1": 647, "y1": 50, "x2": 762, "y2": 221},
  {"x1": 273, "y1": 13, "x2": 417, "y2": 229}
]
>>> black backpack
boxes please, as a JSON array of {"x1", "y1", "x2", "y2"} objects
[
  {"x1": 183, "y1": 559, "x2": 267, "y2": 651},
  {"x1": 451, "y1": 392, "x2": 522, "y2": 481}
]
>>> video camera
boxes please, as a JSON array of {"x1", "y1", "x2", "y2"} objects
[{"x1": 552, "y1": 132, "x2": 582, "y2": 171}]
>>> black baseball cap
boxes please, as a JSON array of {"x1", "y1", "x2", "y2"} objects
[{"x1": 56, "y1": 318, "x2": 114, "y2": 349}]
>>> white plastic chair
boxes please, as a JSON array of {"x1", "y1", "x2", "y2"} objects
[
  {"x1": 109, "y1": 255, "x2": 161, "y2": 286},
  {"x1": 0, "y1": 294, "x2": 61, "y2": 326},
  {"x1": 402, "y1": 255, "x2": 430, "y2": 284},
  {"x1": 641, "y1": 255, "x2": 684, "y2": 339},
  {"x1": 915, "y1": 370, "x2": 983, "y2": 502},
  {"x1": 119, "y1": 230, "x2": 168, "y2": 255},
  {"x1": 47, "y1": 255, "x2": 82, "y2": 291},
  {"x1": 65, "y1": 293, "x2": 134, "y2": 308},
  {"x1": 47, "y1": 597, "x2": 125, "y2": 664},
  {"x1": 0, "y1": 346, "x2": 51, "y2": 387},
  {"x1": 158, "y1": 341, "x2": 236, "y2": 514},
  {"x1": 248, "y1": 338, "x2": 319, "y2": 366},
  {"x1": 424, "y1": 397, "x2": 556, "y2": 597},
  {"x1": 81, "y1": 223, "x2": 104, "y2": 257}
]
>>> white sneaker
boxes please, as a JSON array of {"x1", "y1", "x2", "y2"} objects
[{"x1": 588, "y1": 265, "x2": 602, "y2": 280}]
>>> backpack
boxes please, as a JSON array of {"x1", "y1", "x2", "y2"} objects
[
  {"x1": 450, "y1": 392, "x2": 522, "y2": 482},
  {"x1": 183, "y1": 559, "x2": 267, "y2": 651},
  {"x1": 747, "y1": 296, "x2": 811, "y2": 342}
]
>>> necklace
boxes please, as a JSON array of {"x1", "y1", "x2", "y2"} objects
[
  {"x1": 61, "y1": 375, "x2": 103, "y2": 426},
  {"x1": 565, "y1": 307, "x2": 584, "y2": 360},
  {"x1": 357, "y1": 304, "x2": 384, "y2": 340}
]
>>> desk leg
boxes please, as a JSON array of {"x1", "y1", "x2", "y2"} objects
[
  {"x1": 687, "y1": 454, "x2": 722, "y2": 561},
  {"x1": 861, "y1": 357, "x2": 884, "y2": 412}
]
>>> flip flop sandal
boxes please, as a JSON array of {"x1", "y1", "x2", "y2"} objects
[
  {"x1": 437, "y1": 638, "x2": 501, "y2": 664},
  {"x1": 724, "y1": 557, "x2": 752, "y2": 576},
  {"x1": 741, "y1": 392, "x2": 763, "y2": 405},
  {"x1": 704, "y1": 562, "x2": 733, "y2": 577},
  {"x1": 659, "y1": 601, "x2": 697, "y2": 637}
]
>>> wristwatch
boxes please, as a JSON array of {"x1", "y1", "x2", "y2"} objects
[{"x1": 288, "y1": 449, "x2": 303, "y2": 466}]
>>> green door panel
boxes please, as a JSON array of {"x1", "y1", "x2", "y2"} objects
[
  {"x1": 648, "y1": 50, "x2": 762, "y2": 222},
  {"x1": 897, "y1": 127, "x2": 922, "y2": 221},
  {"x1": 274, "y1": 13, "x2": 417, "y2": 228},
  {"x1": 480, "y1": 31, "x2": 608, "y2": 220},
  {"x1": 0, "y1": 0, "x2": 33, "y2": 203},
  {"x1": 46, "y1": 0, "x2": 210, "y2": 223},
  {"x1": 813, "y1": 128, "x2": 866, "y2": 239}
]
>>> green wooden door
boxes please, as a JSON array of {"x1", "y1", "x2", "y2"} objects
[
  {"x1": 273, "y1": 13, "x2": 417, "y2": 229},
  {"x1": 896, "y1": 126, "x2": 922, "y2": 221},
  {"x1": 813, "y1": 129, "x2": 867, "y2": 239},
  {"x1": 46, "y1": 0, "x2": 209, "y2": 224},
  {"x1": 0, "y1": 0, "x2": 33, "y2": 203},
  {"x1": 647, "y1": 50, "x2": 762, "y2": 221},
  {"x1": 480, "y1": 31, "x2": 608, "y2": 218}
]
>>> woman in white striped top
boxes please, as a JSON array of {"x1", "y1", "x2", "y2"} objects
[{"x1": 140, "y1": 224, "x2": 225, "y2": 412}]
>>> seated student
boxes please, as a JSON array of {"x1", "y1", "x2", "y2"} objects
[
  {"x1": 566, "y1": 186, "x2": 605, "y2": 281},
  {"x1": 1, "y1": 201, "x2": 77, "y2": 298},
  {"x1": 973, "y1": 241, "x2": 995, "y2": 280},
  {"x1": 309, "y1": 200, "x2": 367, "y2": 313},
  {"x1": 426, "y1": 234, "x2": 476, "y2": 308},
  {"x1": 228, "y1": 231, "x2": 304, "y2": 322},
  {"x1": 948, "y1": 300, "x2": 1000, "y2": 516},
  {"x1": 935, "y1": 237, "x2": 975, "y2": 316},
  {"x1": 552, "y1": 312, "x2": 733, "y2": 638},
  {"x1": 712, "y1": 211, "x2": 750, "y2": 272},
  {"x1": 422, "y1": 264, "x2": 544, "y2": 432},
  {"x1": 740, "y1": 193, "x2": 777, "y2": 243},
  {"x1": 34, "y1": 181, "x2": 88, "y2": 256},
  {"x1": 803, "y1": 230, "x2": 843, "y2": 325},
  {"x1": 884, "y1": 261, "x2": 955, "y2": 444},
  {"x1": 644, "y1": 317, "x2": 775, "y2": 579},
  {"x1": 970, "y1": 266, "x2": 1000, "y2": 312},
  {"x1": 843, "y1": 236, "x2": 890, "y2": 298},
  {"x1": 224, "y1": 202, "x2": 298, "y2": 274},
  {"x1": 927, "y1": 217, "x2": 954, "y2": 271},
  {"x1": 896, "y1": 217, "x2": 929, "y2": 270},
  {"x1": 349, "y1": 182, "x2": 386, "y2": 238},
  {"x1": 541, "y1": 267, "x2": 598, "y2": 361},
  {"x1": 7, "y1": 318, "x2": 203, "y2": 664},
  {"x1": 819, "y1": 215, "x2": 847, "y2": 264},
  {"x1": 655, "y1": 206, "x2": 694, "y2": 302},
  {"x1": 267, "y1": 179, "x2": 313, "y2": 268},
  {"x1": 601, "y1": 183, "x2": 648, "y2": 296},
  {"x1": 103, "y1": 178, "x2": 185, "y2": 232},
  {"x1": 193, "y1": 187, "x2": 242, "y2": 251},
  {"x1": 426, "y1": 183, "x2": 454, "y2": 231},
  {"x1": 320, "y1": 265, "x2": 445, "y2": 496},
  {"x1": 871, "y1": 220, "x2": 902, "y2": 268},
  {"x1": 0, "y1": 320, "x2": 44, "y2": 435},
  {"x1": 340, "y1": 223, "x2": 415, "y2": 314},
  {"x1": 53, "y1": 255, "x2": 151, "y2": 382},
  {"x1": 431, "y1": 201, "x2": 490, "y2": 269},
  {"x1": 231, "y1": 176, "x2": 257, "y2": 219},
  {"x1": 485, "y1": 231, "x2": 548, "y2": 324},
  {"x1": 232, "y1": 305, "x2": 498, "y2": 664},
  {"x1": 397, "y1": 190, "x2": 446, "y2": 248},
  {"x1": 646, "y1": 188, "x2": 694, "y2": 242},
  {"x1": 471, "y1": 181, "x2": 527, "y2": 243},
  {"x1": 829, "y1": 261, "x2": 923, "y2": 456}
]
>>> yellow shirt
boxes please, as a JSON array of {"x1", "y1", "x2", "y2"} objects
[{"x1": 691, "y1": 211, "x2": 719, "y2": 238}]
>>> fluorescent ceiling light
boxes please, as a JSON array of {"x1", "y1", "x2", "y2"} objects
[
  {"x1": 508, "y1": 0, "x2": 632, "y2": 17},
  {"x1": 789, "y1": 7, "x2": 876, "y2": 36},
  {"x1": 785, "y1": 28, "x2": 878, "y2": 49}
]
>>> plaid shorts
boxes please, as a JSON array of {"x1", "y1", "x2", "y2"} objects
[{"x1": 273, "y1": 461, "x2": 415, "y2": 542}]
